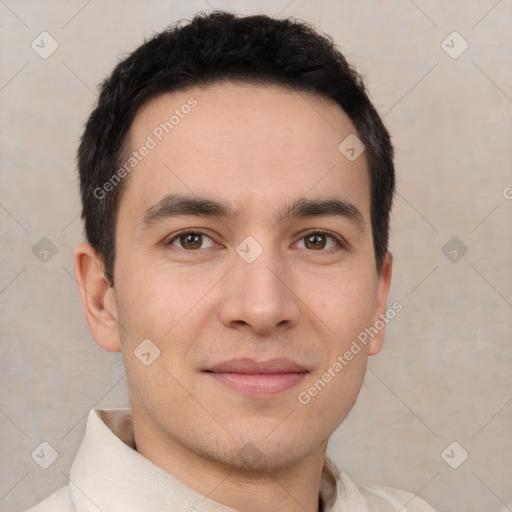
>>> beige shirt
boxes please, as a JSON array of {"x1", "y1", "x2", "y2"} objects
[{"x1": 26, "y1": 408, "x2": 436, "y2": 512}]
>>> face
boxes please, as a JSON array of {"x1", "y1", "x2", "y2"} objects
[{"x1": 80, "y1": 82, "x2": 392, "y2": 472}]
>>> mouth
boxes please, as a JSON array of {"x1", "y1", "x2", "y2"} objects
[{"x1": 203, "y1": 358, "x2": 309, "y2": 397}]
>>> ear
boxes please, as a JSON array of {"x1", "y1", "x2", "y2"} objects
[
  {"x1": 368, "y1": 252, "x2": 393, "y2": 356},
  {"x1": 74, "y1": 243, "x2": 121, "y2": 352}
]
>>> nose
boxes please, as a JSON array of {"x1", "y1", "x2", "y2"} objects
[{"x1": 218, "y1": 242, "x2": 301, "y2": 336}]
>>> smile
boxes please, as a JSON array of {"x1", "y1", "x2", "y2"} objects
[{"x1": 203, "y1": 357, "x2": 309, "y2": 397}]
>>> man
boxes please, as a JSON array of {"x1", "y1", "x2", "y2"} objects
[{"x1": 28, "y1": 11, "x2": 436, "y2": 512}]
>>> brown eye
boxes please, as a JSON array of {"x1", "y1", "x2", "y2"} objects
[
  {"x1": 305, "y1": 233, "x2": 326, "y2": 250},
  {"x1": 167, "y1": 231, "x2": 214, "y2": 251},
  {"x1": 297, "y1": 231, "x2": 341, "y2": 251}
]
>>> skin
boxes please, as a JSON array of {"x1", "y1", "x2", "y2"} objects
[{"x1": 75, "y1": 82, "x2": 392, "y2": 512}]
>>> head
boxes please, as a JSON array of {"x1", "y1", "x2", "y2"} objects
[{"x1": 75, "y1": 11, "x2": 394, "y2": 472}]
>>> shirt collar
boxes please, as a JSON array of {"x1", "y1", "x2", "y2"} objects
[{"x1": 68, "y1": 408, "x2": 359, "y2": 512}]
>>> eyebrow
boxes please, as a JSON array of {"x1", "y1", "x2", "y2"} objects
[{"x1": 140, "y1": 193, "x2": 365, "y2": 230}]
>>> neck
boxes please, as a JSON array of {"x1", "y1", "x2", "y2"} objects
[{"x1": 131, "y1": 408, "x2": 327, "y2": 512}]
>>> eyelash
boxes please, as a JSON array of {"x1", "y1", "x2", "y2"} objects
[{"x1": 164, "y1": 229, "x2": 346, "y2": 253}]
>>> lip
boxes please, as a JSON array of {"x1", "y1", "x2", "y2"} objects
[
  {"x1": 203, "y1": 358, "x2": 308, "y2": 397},
  {"x1": 206, "y1": 357, "x2": 308, "y2": 374}
]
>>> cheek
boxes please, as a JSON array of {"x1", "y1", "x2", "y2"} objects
[
  {"x1": 114, "y1": 269, "x2": 197, "y2": 411},
  {"x1": 115, "y1": 266, "x2": 216, "y2": 363},
  {"x1": 300, "y1": 280, "x2": 375, "y2": 424},
  {"x1": 312, "y1": 272, "x2": 377, "y2": 344},
  {"x1": 117, "y1": 264, "x2": 182, "y2": 328}
]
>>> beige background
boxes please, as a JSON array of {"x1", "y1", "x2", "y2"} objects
[{"x1": 1, "y1": 1, "x2": 511, "y2": 511}]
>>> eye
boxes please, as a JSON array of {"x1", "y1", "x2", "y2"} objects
[
  {"x1": 164, "y1": 229, "x2": 345, "y2": 253},
  {"x1": 165, "y1": 231, "x2": 215, "y2": 251},
  {"x1": 295, "y1": 230, "x2": 344, "y2": 251}
]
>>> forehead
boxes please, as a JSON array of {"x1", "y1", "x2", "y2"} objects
[{"x1": 119, "y1": 82, "x2": 370, "y2": 225}]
